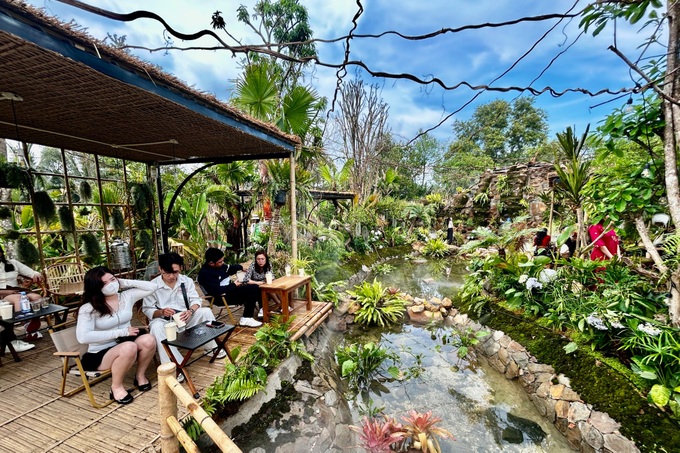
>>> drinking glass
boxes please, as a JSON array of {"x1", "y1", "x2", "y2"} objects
[
  {"x1": 41, "y1": 296, "x2": 51, "y2": 308},
  {"x1": 30, "y1": 300, "x2": 42, "y2": 312}
]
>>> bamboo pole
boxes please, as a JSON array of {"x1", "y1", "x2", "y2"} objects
[
  {"x1": 166, "y1": 416, "x2": 200, "y2": 453},
  {"x1": 159, "y1": 365, "x2": 243, "y2": 453},
  {"x1": 290, "y1": 304, "x2": 332, "y2": 341},
  {"x1": 306, "y1": 307, "x2": 333, "y2": 337},
  {"x1": 158, "y1": 363, "x2": 180, "y2": 453},
  {"x1": 290, "y1": 149, "x2": 298, "y2": 261}
]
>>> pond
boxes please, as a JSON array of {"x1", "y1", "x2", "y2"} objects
[{"x1": 227, "y1": 258, "x2": 573, "y2": 452}]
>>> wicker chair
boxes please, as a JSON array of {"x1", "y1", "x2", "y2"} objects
[{"x1": 43, "y1": 262, "x2": 87, "y2": 307}]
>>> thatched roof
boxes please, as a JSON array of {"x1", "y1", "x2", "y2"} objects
[{"x1": 0, "y1": 1, "x2": 299, "y2": 165}]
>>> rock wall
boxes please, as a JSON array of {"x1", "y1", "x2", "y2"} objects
[{"x1": 448, "y1": 161, "x2": 557, "y2": 226}]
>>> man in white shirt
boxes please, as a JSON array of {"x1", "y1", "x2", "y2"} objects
[{"x1": 142, "y1": 253, "x2": 227, "y2": 368}]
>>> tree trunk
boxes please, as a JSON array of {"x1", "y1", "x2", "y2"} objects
[
  {"x1": 267, "y1": 205, "x2": 281, "y2": 256},
  {"x1": 634, "y1": 217, "x2": 667, "y2": 273},
  {"x1": 663, "y1": 2, "x2": 680, "y2": 325}
]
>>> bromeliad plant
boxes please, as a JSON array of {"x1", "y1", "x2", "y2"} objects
[
  {"x1": 348, "y1": 279, "x2": 407, "y2": 327},
  {"x1": 352, "y1": 410, "x2": 454, "y2": 453}
]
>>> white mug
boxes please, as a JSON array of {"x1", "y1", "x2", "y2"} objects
[
  {"x1": 164, "y1": 322, "x2": 177, "y2": 341},
  {"x1": 265, "y1": 272, "x2": 273, "y2": 284},
  {"x1": 172, "y1": 312, "x2": 186, "y2": 329}
]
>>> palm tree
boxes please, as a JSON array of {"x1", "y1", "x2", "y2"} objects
[{"x1": 553, "y1": 126, "x2": 591, "y2": 250}]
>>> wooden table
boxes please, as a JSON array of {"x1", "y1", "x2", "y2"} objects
[
  {"x1": 260, "y1": 275, "x2": 312, "y2": 322},
  {"x1": 161, "y1": 322, "x2": 235, "y2": 399},
  {"x1": 0, "y1": 304, "x2": 70, "y2": 362}
]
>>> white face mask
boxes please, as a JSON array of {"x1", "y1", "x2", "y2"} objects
[{"x1": 101, "y1": 280, "x2": 120, "y2": 296}]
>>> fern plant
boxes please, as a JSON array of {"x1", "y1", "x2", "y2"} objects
[{"x1": 348, "y1": 279, "x2": 406, "y2": 327}]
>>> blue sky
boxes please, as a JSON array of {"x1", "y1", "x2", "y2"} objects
[{"x1": 26, "y1": 0, "x2": 661, "y2": 150}]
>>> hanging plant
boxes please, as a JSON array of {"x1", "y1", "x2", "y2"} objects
[
  {"x1": 0, "y1": 162, "x2": 32, "y2": 193},
  {"x1": 2, "y1": 229, "x2": 20, "y2": 240},
  {"x1": 110, "y1": 207, "x2": 125, "y2": 233},
  {"x1": 79, "y1": 180, "x2": 92, "y2": 202},
  {"x1": 136, "y1": 229, "x2": 153, "y2": 257},
  {"x1": 33, "y1": 191, "x2": 57, "y2": 224},
  {"x1": 80, "y1": 233, "x2": 102, "y2": 266},
  {"x1": 130, "y1": 182, "x2": 152, "y2": 215},
  {"x1": 0, "y1": 206, "x2": 11, "y2": 219},
  {"x1": 58, "y1": 206, "x2": 75, "y2": 233},
  {"x1": 16, "y1": 237, "x2": 40, "y2": 268}
]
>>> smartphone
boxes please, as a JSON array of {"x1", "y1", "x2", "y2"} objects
[{"x1": 207, "y1": 321, "x2": 225, "y2": 328}]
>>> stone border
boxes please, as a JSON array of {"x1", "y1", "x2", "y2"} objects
[{"x1": 445, "y1": 311, "x2": 640, "y2": 453}]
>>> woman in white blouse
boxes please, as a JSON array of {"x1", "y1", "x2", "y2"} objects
[
  {"x1": 76, "y1": 266, "x2": 157, "y2": 404},
  {"x1": 0, "y1": 245, "x2": 44, "y2": 340}
]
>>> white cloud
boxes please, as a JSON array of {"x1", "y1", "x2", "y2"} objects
[{"x1": 24, "y1": 0, "x2": 665, "y2": 145}]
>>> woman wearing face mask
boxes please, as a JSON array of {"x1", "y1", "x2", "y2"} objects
[{"x1": 76, "y1": 266, "x2": 158, "y2": 404}]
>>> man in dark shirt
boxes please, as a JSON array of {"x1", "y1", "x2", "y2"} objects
[{"x1": 197, "y1": 248, "x2": 262, "y2": 328}]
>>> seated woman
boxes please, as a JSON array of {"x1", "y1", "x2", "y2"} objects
[
  {"x1": 0, "y1": 245, "x2": 44, "y2": 342},
  {"x1": 76, "y1": 266, "x2": 158, "y2": 404},
  {"x1": 243, "y1": 250, "x2": 279, "y2": 318},
  {"x1": 243, "y1": 249, "x2": 273, "y2": 286}
]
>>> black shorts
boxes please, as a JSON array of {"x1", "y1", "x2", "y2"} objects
[{"x1": 81, "y1": 347, "x2": 112, "y2": 371}]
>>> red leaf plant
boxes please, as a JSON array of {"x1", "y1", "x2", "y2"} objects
[{"x1": 351, "y1": 415, "x2": 406, "y2": 453}]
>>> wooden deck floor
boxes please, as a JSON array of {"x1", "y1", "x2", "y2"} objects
[{"x1": 0, "y1": 301, "x2": 331, "y2": 453}]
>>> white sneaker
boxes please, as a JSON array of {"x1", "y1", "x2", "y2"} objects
[
  {"x1": 5, "y1": 340, "x2": 35, "y2": 353},
  {"x1": 176, "y1": 372, "x2": 185, "y2": 383},
  {"x1": 239, "y1": 317, "x2": 262, "y2": 328},
  {"x1": 257, "y1": 308, "x2": 264, "y2": 318}
]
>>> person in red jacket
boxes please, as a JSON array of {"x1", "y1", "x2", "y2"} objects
[
  {"x1": 533, "y1": 228, "x2": 552, "y2": 257},
  {"x1": 588, "y1": 221, "x2": 620, "y2": 261}
]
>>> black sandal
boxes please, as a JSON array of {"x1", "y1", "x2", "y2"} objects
[
  {"x1": 109, "y1": 389, "x2": 134, "y2": 404},
  {"x1": 133, "y1": 377, "x2": 152, "y2": 392}
]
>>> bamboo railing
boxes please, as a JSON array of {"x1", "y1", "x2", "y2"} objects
[{"x1": 158, "y1": 363, "x2": 241, "y2": 453}]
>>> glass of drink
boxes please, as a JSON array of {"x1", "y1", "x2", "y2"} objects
[
  {"x1": 41, "y1": 296, "x2": 51, "y2": 308},
  {"x1": 30, "y1": 300, "x2": 42, "y2": 312}
]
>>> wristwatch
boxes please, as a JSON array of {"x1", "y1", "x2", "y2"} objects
[{"x1": 190, "y1": 307, "x2": 196, "y2": 315}]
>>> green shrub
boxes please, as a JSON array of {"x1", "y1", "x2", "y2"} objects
[
  {"x1": 336, "y1": 342, "x2": 398, "y2": 393},
  {"x1": 348, "y1": 279, "x2": 406, "y2": 327},
  {"x1": 422, "y1": 238, "x2": 449, "y2": 258}
]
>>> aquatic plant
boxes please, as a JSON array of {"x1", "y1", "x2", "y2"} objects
[
  {"x1": 348, "y1": 279, "x2": 406, "y2": 327},
  {"x1": 351, "y1": 416, "x2": 405, "y2": 453},
  {"x1": 374, "y1": 263, "x2": 395, "y2": 275},
  {"x1": 422, "y1": 238, "x2": 449, "y2": 258},
  {"x1": 400, "y1": 410, "x2": 454, "y2": 453},
  {"x1": 336, "y1": 341, "x2": 398, "y2": 393}
]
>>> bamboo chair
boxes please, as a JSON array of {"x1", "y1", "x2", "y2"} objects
[
  {"x1": 43, "y1": 262, "x2": 88, "y2": 308},
  {"x1": 49, "y1": 326, "x2": 113, "y2": 408},
  {"x1": 196, "y1": 283, "x2": 239, "y2": 325}
]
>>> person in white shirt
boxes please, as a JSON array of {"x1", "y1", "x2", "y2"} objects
[
  {"x1": 76, "y1": 266, "x2": 158, "y2": 404},
  {"x1": 142, "y1": 252, "x2": 227, "y2": 368},
  {"x1": 0, "y1": 245, "x2": 45, "y2": 344}
]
